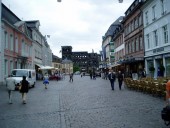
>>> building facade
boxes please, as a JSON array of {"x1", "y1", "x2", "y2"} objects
[
  {"x1": 0, "y1": 3, "x2": 53, "y2": 84},
  {"x1": 122, "y1": 0, "x2": 144, "y2": 78},
  {"x1": 1, "y1": 3, "x2": 33, "y2": 84},
  {"x1": 101, "y1": 16, "x2": 124, "y2": 69},
  {"x1": 112, "y1": 24, "x2": 125, "y2": 72},
  {"x1": 26, "y1": 20, "x2": 43, "y2": 72},
  {"x1": 61, "y1": 46, "x2": 100, "y2": 73},
  {"x1": 143, "y1": 0, "x2": 170, "y2": 77},
  {"x1": 52, "y1": 53, "x2": 62, "y2": 71}
]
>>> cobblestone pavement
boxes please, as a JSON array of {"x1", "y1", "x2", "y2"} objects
[{"x1": 0, "y1": 75, "x2": 168, "y2": 128}]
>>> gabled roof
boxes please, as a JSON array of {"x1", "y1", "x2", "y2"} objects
[
  {"x1": 62, "y1": 58, "x2": 73, "y2": 64},
  {"x1": 103, "y1": 16, "x2": 124, "y2": 41},
  {"x1": 25, "y1": 20, "x2": 40, "y2": 28},
  {"x1": 1, "y1": 3, "x2": 21, "y2": 24},
  {"x1": 14, "y1": 21, "x2": 32, "y2": 39},
  {"x1": 14, "y1": 21, "x2": 25, "y2": 27}
]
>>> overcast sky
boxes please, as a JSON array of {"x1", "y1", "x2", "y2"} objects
[{"x1": 2, "y1": 0, "x2": 134, "y2": 57}]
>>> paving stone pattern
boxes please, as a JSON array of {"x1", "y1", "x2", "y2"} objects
[{"x1": 0, "y1": 75, "x2": 168, "y2": 128}]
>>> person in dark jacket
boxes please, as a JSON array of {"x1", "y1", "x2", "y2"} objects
[
  {"x1": 69, "y1": 73, "x2": 73, "y2": 82},
  {"x1": 108, "y1": 70, "x2": 116, "y2": 90},
  {"x1": 20, "y1": 76, "x2": 29, "y2": 104},
  {"x1": 117, "y1": 71, "x2": 123, "y2": 90}
]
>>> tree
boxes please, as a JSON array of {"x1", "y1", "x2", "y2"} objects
[{"x1": 73, "y1": 64, "x2": 80, "y2": 73}]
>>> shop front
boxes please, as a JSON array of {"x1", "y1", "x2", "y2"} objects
[
  {"x1": 121, "y1": 57, "x2": 144, "y2": 79},
  {"x1": 145, "y1": 53, "x2": 170, "y2": 78}
]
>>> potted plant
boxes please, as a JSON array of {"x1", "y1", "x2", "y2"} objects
[
  {"x1": 149, "y1": 66, "x2": 155, "y2": 72},
  {"x1": 159, "y1": 65, "x2": 165, "y2": 72},
  {"x1": 149, "y1": 66, "x2": 155, "y2": 78}
]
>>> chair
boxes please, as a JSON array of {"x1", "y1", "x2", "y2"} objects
[
  {"x1": 152, "y1": 83, "x2": 161, "y2": 96},
  {"x1": 142, "y1": 81, "x2": 147, "y2": 93},
  {"x1": 138, "y1": 80, "x2": 143, "y2": 92},
  {"x1": 160, "y1": 83, "x2": 166, "y2": 98},
  {"x1": 145, "y1": 81, "x2": 152, "y2": 94}
]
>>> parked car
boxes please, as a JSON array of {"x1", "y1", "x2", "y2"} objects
[
  {"x1": 11, "y1": 69, "x2": 36, "y2": 89},
  {"x1": 74, "y1": 71, "x2": 80, "y2": 75},
  {"x1": 49, "y1": 75, "x2": 61, "y2": 80}
]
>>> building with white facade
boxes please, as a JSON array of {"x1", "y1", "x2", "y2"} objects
[
  {"x1": 143, "y1": 0, "x2": 170, "y2": 77},
  {"x1": 101, "y1": 16, "x2": 124, "y2": 69},
  {"x1": 26, "y1": 20, "x2": 43, "y2": 72}
]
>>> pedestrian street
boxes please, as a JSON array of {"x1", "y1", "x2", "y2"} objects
[{"x1": 0, "y1": 75, "x2": 167, "y2": 128}]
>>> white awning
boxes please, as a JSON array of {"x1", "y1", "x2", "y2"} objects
[
  {"x1": 112, "y1": 63, "x2": 120, "y2": 67},
  {"x1": 35, "y1": 64, "x2": 44, "y2": 68},
  {"x1": 39, "y1": 66, "x2": 55, "y2": 70}
]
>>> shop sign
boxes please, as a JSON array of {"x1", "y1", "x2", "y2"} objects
[
  {"x1": 146, "y1": 57, "x2": 153, "y2": 60},
  {"x1": 153, "y1": 47, "x2": 164, "y2": 53},
  {"x1": 155, "y1": 55, "x2": 162, "y2": 59},
  {"x1": 164, "y1": 54, "x2": 170, "y2": 58}
]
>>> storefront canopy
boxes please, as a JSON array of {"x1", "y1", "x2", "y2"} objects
[
  {"x1": 39, "y1": 66, "x2": 55, "y2": 70},
  {"x1": 35, "y1": 64, "x2": 44, "y2": 69}
]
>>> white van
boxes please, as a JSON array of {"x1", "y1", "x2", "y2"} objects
[{"x1": 11, "y1": 69, "x2": 36, "y2": 88}]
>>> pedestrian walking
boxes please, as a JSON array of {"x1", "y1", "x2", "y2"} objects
[
  {"x1": 93, "y1": 72, "x2": 96, "y2": 80},
  {"x1": 62, "y1": 73, "x2": 65, "y2": 80},
  {"x1": 104, "y1": 71, "x2": 108, "y2": 80},
  {"x1": 117, "y1": 71, "x2": 123, "y2": 90},
  {"x1": 20, "y1": 76, "x2": 29, "y2": 104},
  {"x1": 69, "y1": 73, "x2": 73, "y2": 82},
  {"x1": 142, "y1": 68, "x2": 146, "y2": 78},
  {"x1": 6, "y1": 75, "x2": 16, "y2": 104},
  {"x1": 108, "y1": 70, "x2": 116, "y2": 90},
  {"x1": 43, "y1": 73, "x2": 49, "y2": 89},
  {"x1": 90, "y1": 72, "x2": 92, "y2": 79}
]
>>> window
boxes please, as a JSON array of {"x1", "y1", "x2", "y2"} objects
[
  {"x1": 35, "y1": 49, "x2": 37, "y2": 58},
  {"x1": 139, "y1": 36, "x2": 143, "y2": 50},
  {"x1": 22, "y1": 40, "x2": 25, "y2": 56},
  {"x1": 129, "y1": 24, "x2": 131, "y2": 33},
  {"x1": 146, "y1": 34, "x2": 150, "y2": 49},
  {"x1": 131, "y1": 21, "x2": 134, "y2": 31},
  {"x1": 10, "y1": 34, "x2": 13, "y2": 51},
  {"x1": 153, "y1": 30, "x2": 158, "y2": 46},
  {"x1": 135, "y1": 18, "x2": 138, "y2": 29},
  {"x1": 4, "y1": 32, "x2": 8, "y2": 49},
  {"x1": 136, "y1": 38, "x2": 139, "y2": 51},
  {"x1": 4, "y1": 60, "x2": 8, "y2": 76},
  {"x1": 163, "y1": 25, "x2": 168, "y2": 44},
  {"x1": 15, "y1": 37, "x2": 18, "y2": 53},
  {"x1": 152, "y1": 5, "x2": 156, "y2": 21},
  {"x1": 139, "y1": 14, "x2": 142, "y2": 26},
  {"x1": 125, "y1": 26, "x2": 127, "y2": 35},
  {"x1": 161, "y1": 0, "x2": 166, "y2": 15},
  {"x1": 125, "y1": 44, "x2": 128, "y2": 54},
  {"x1": 10, "y1": 61, "x2": 13, "y2": 72},
  {"x1": 128, "y1": 42, "x2": 131, "y2": 53},
  {"x1": 145, "y1": 11, "x2": 149, "y2": 25},
  {"x1": 132, "y1": 40, "x2": 135, "y2": 52}
]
